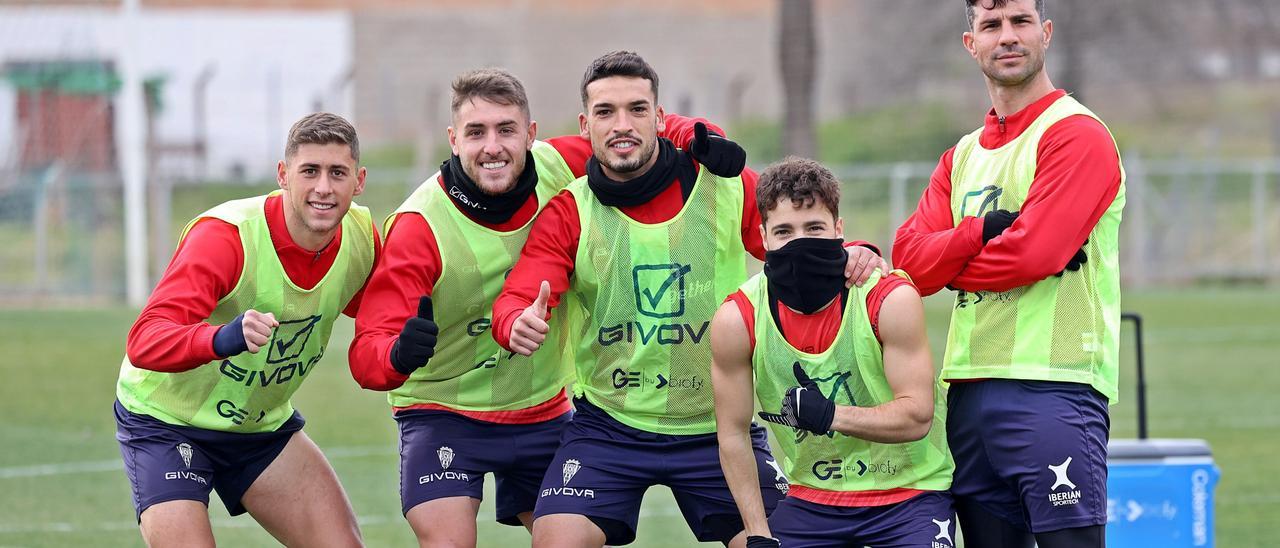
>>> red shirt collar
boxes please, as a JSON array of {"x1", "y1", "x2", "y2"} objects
[
  {"x1": 264, "y1": 192, "x2": 342, "y2": 258},
  {"x1": 979, "y1": 89, "x2": 1067, "y2": 149}
]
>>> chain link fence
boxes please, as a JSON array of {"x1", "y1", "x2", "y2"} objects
[{"x1": 2, "y1": 155, "x2": 1278, "y2": 305}]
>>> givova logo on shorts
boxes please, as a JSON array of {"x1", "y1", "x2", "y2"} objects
[
  {"x1": 541, "y1": 459, "x2": 595, "y2": 499},
  {"x1": 419, "y1": 446, "x2": 469, "y2": 484}
]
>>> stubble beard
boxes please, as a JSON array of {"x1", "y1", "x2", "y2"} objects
[{"x1": 597, "y1": 137, "x2": 657, "y2": 176}]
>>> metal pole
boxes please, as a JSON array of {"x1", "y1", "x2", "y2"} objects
[
  {"x1": 1252, "y1": 162, "x2": 1268, "y2": 275},
  {"x1": 888, "y1": 163, "x2": 909, "y2": 258},
  {"x1": 1122, "y1": 312, "x2": 1148, "y2": 440},
  {"x1": 119, "y1": 0, "x2": 149, "y2": 305}
]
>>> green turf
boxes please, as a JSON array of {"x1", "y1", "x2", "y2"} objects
[{"x1": 1, "y1": 288, "x2": 1276, "y2": 546}]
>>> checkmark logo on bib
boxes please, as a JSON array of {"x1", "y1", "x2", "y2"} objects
[{"x1": 633, "y1": 264, "x2": 692, "y2": 318}]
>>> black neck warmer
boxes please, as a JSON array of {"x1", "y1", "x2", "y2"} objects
[
  {"x1": 764, "y1": 237, "x2": 849, "y2": 315},
  {"x1": 442, "y1": 151, "x2": 539, "y2": 224},
  {"x1": 586, "y1": 138, "x2": 682, "y2": 208}
]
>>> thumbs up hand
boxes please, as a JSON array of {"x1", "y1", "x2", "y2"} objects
[
  {"x1": 757, "y1": 362, "x2": 837, "y2": 436},
  {"x1": 510, "y1": 281, "x2": 551, "y2": 357},
  {"x1": 687, "y1": 122, "x2": 747, "y2": 178},
  {"x1": 390, "y1": 295, "x2": 439, "y2": 375}
]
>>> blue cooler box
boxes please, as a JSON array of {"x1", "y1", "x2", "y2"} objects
[{"x1": 1106, "y1": 439, "x2": 1220, "y2": 547}]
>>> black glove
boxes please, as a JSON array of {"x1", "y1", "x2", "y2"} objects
[
  {"x1": 390, "y1": 296, "x2": 438, "y2": 375},
  {"x1": 1055, "y1": 239, "x2": 1089, "y2": 277},
  {"x1": 981, "y1": 209, "x2": 1019, "y2": 243},
  {"x1": 688, "y1": 122, "x2": 746, "y2": 178},
  {"x1": 746, "y1": 535, "x2": 781, "y2": 548},
  {"x1": 758, "y1": 362, "x2": 836, "y2": 435}
]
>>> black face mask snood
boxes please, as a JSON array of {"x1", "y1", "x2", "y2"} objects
[{"x1": 763, "y1": 237, "x2": 847, "y2": 314}]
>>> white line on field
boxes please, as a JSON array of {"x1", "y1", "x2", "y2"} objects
[
  {"x1": 0, "y1": 445, "x2": 393, "y2": 479},
  {"x1": 0, "y1": 506, "x2": 684, "y2": 535}
]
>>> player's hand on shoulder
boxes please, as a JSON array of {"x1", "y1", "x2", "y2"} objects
[
  {"x1": 510, "y1": 281, "x2": 551, "y2": 357},
  {"x1": 688, "y1": 122, "x2": 747, "y2": 178},
  {"x1": 391, "y1": 295, "x2": 438, "y2": 375},
  {"x1": 844, "y1": 244, "x2": 889, "y2": 288}
]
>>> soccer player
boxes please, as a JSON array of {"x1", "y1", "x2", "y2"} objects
[
  {"x1": 115, "y1": 113, "x2": 379, "y2": 547},
  {"x1": 347, "y1": 68, "x2": 745, "y2": 547},
  {"x1": 712, "y1": 157, "x2": 955, "y2": 548},
  {"x1": 492, "y1": 51, "x2": 886, "y2": 548},
  {"x1": 892, "y1": 1, "x2": 1125, "y2": 546}
]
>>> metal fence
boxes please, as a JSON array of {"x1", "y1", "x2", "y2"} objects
[
  {"x1": 1, "y1": 155, "x2": 1277, "y2": 305},
  {"x1": 827, "y1": 155, "x2": 1280, "y2": 287}
]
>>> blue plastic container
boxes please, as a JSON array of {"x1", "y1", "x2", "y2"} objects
[{"x1": 1106, "y1": 439, "x2": 1220, "y2": 547}]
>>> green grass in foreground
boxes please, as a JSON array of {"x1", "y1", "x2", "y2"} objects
[{"x1": 0, "y1": 288, "x2": 1276, "y2": 546}]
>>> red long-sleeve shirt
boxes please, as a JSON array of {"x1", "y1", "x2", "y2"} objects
[
  {"x1": 125, "y1": 193, "x2": 381, "y2": 372},
  {"x1": 491, "y1": 163, "x2": 766, "y2": 352},
  {"x1": 348, "y1": 115, "x2": 718, "y2": 422},
  {"x1": 892, "y1": 89, "x2": 1123, "y2": 296}
]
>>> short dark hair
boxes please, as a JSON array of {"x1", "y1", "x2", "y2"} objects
[
  {"x1": 965, "y1": 0, "x2": 1046, "y2": 28},
  {"x1": 451, "y1": 68, "x2": 531, "y2": 120},
  {"x1": 757, "y1": 156, "x2": 841, "y2": 223},
  {"x1": 285, "y1": 112, "x2": 359, "y2": 161},
  {"x1": 579, "y1": 50, "x2": 659, "y2": 107}
]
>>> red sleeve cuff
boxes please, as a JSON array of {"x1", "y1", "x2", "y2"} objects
[
  {"x1": 844, "y1": 240, "x2": 882, "y2": 257},
  {"x1": 493, "y1": 307, "x2": 522, "y2": 351}
]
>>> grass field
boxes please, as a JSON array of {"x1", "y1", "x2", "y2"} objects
[{"x1": 1, "y1": 288, "x2": 1277, "y2": 547}]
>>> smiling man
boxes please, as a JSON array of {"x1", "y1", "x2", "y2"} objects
[
  {"x1": 892, "y1": 1, "x2": 1125, "y2": 546},
  {"x1": 711, "y1": 157, "x2": 954, "y2": 548},
  {"x1": 347, "y1": 68, "x2": 737, "y2": 547},
  {"x1": 115, "y1": 113, "x2": 379, "y2": 547},
  {"x1": 491, "y1": 52, "x2": 886, "y2": 548}
]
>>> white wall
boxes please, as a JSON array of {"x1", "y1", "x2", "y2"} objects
[{"x1": 0, "y1": 6, "x2": 352, "y2": 179}]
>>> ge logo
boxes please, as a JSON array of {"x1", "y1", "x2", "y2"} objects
[
  {"x1": 812, "y1": 459, "x2": 844, "y2": 481},
  {"x1": 612, "y1": 369, "x2": 641, "y2": 389},
  {"x1": 632, "y1": 263, "x2": 691, "y2": 319}
]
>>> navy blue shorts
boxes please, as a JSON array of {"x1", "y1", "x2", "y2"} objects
[
  {"x1": 946, "y1": 379, "x2": 1110, "y2": 533},
  {"x1": 396, "y1": 408, "x2": 570, "y2": 525},
  {"x1": 769, "y1": 491, "x2": 956, "y2": 548},
  {"x1": 532, "y1": 398, "x2": 787, "y2": 546},
  {"x1": 113, "y1": 400, "x2": 304, "y2": 519}
]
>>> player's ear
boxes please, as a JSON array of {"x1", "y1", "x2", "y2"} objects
[
  {"x1": 276, "y1": 160, "x2": 288, "y2": 190},
  {"x1": 354, "y1": 166, "x2": 367, "y2": 197},
  {"x1": 579, "y1": 113, "x2": 589, "y2": 139},
  {"x1": 447, "y1": 126, "x2": 460, "y2": 156},
  {"x1": 835, "y1": 217, "x2": 844, "y2": 239},
  {"x1": 527, "y1": 120, "x2": 538, "y2": 150}
]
